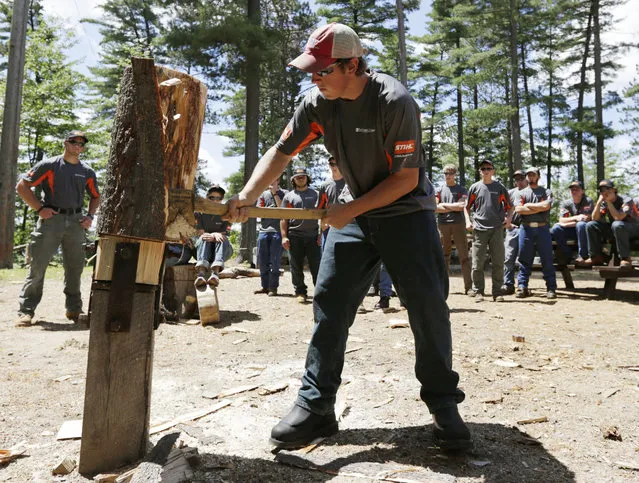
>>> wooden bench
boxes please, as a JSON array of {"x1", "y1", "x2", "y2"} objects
[{"x1": 596, "y1": 238, "x2": 639, "y2": 299}]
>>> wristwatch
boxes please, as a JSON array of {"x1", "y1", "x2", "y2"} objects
[{"x1": 87, "y1": 213, "x2": 95, "y2": 220}]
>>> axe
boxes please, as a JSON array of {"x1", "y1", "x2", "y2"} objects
[{"x1": 166, "y1": 188, "x2": 326, "y2": 240}]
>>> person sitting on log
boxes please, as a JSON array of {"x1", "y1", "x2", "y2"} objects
[{"x1": 194, "y1": 185, "x2": 234, "y2": 286}]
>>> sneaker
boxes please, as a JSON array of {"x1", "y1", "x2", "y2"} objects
[
  {"x1": 493, "y1": 294, "x2": 504, "y2": 302},
  {"x1": 296, "y1": 294, "x2": 307, "y2": 304},
  {"x1": 14, "y1": 312, "x2": 33, "y2": 326},
  {"x1": 207, "y1": 273, "x2": 220, "y2": 287},
  {"x1": 268, "y1": 289, "x2": 278, "y2": 297},
  {"x1": 620, "y1": 257, "x2": 633, "y2": 269},
  {"x1": 254, "y1": 287, "x2": 269, "y2": 294},
  {"x1": 194, "y1": 271, "x2": 207, "y2": 287},
  {"x1": 270, "y1": 405, "x2": 338, "y2": 450},
  {"x1": 515, "y1": 287, "x2": 530, "y2": 298},
  {"x1": 374, "y1": 296, "x2": 390, "y2": 312},
  {"x1": 474, "y1": 292, "x2": 484, "y2": 302},
  {"x1": 367, "y1": 285, "x2": 378, "y2": 297},
  {"x1": 500, "y1": 285, "x2": 515, "y2": 295},
  {"x1": 466, "y1": 289, "x2": 478, "y2": 297},
  {"x1": 546, "y1": 290, "x2": 557, "y2": 299},
  {"x1": 432, "y1": 406, "x2": 472, "y2": 451}
]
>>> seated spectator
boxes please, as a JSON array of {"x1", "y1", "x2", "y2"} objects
[
  {"x1": 550, "y1": 180, "x2": 593, "y2": 265},
  {"x1": 165, "y1": 241, "x2": 194, "y2": 267},
  {"x1": 194, "y1": 185, "x2": 234, "y2": 286},
  {"x1": 578, "y1": 180, "x2": 639, "y2": 269}
]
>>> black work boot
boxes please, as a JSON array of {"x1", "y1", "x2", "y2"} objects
[
  {"x1": 432, "y1": 406, "x2": 472, "y2": 451},
  {"x1": 270, "y1": 405, "x2": 338, "y2": 449}
]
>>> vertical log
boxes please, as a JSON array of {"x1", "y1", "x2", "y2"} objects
[{"x1": 79, "y1": 57, "x2": 167, "y2": 476}]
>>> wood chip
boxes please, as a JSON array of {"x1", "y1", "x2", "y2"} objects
[
  {"x1": 159, "y1": 78, "x2": 182, "y2": 87},
  {"x1": 388, "y1": 319, "x2": 409, "y2": 328},
  {"x1": 373, "y1": 396, "x2": 394, "y2": 408},
  {"x1": 258, "y1": 381, "x2": 288, "y2": 396},
  {"x1": 602, "y1": 426, "x2": 622, "y2": 441},
  {"x1": 94, "y1": 473, "x2": 119, "y2": 483},
  {"x1": 517, "y1": 416, "x2": 548, "y2": 425},
  {"x1": 512, "y1": 335, "x2": 525, "y2": 343},
  {"x1": 493, "y1": 359, "x2": 521, "y2": 368},
  {"x1": 220, "y1": 327, "x2": 250, "y2": 334},
  {"x1": 149, "y1": 400, "x2": 232, "y2": 434},
  {"x1": 616, "y1": 461, "x2": 639, "y2": 471},
  {"x1": 52, "y1": 456, "x2": 76, "y2": 475},
  {"x1": 0, "y1": 447, "x2": 27, "y2": 465},
  {"x1": 602, "y1": 387, "x2": 620, "y2": 399},
  {"x1": 470, "y1": 460, "x2": 491, "y2": 467},
  {"x1": 345, "y1": 346, "x2": 362, "y2": 354},
  {"x1": 56, "y1": 419, "x2": 82, "y2": 440},
  {"x1": 54, "y1": 375, "x2": 72, "y2": 382},
  {"x1": 618, "y1": 365, "x2": 639, "y2": 371},
  {"x1": 232, "y1": 338, "x2": 248, "y2": 345},
  {"x1": 202, "y1": 384, "x2": 259, "y2": 400},
  {"x1": 481, "y1": 396, "x2": 503, "y2": 404},
  {"x1": 244, "y1": 364, "x2": 266, "y2": 370},
  {"x1": 581, "y1": 365, "x2": 595, "y2": 370}
]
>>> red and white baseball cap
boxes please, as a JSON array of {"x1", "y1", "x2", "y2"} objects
[{"x1": 289, "y1": 23, "x2": 364, "y2": 73}]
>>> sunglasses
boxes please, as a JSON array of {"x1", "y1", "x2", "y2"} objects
[
  {"x1": 316, "y1": 65, "x2": 336, "y2": 77},
  {"x1": 480, "y1": 167, "x2": 494, "y2": 172},
  {"x1": 329, "y1": 162, "x2": 337, "y2": 167},
  {"x1": 67, "y1": 140, "x2": 86, "y2": 146},
  {"x1": 444, "y1": 171, "x2": 456, "y2": 175},
  {"x1": 208, "y1": 195, "x2": 223, "y2": 201}
]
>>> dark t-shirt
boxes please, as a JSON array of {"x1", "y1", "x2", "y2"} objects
[
  {"x1": 518, "y1": 186, "x2": 553, "y2": 224},
  {"x1": 23, "y1": 155, "x2": 99, "y2": 209},
  {"x1": 436, "y1": 183, "x2": 468, "y2": 224},
  {"x1": 257, "y1": 188, "x2": 288, "y2": 233},
  {"x1": 467, "y1": 181, "x2": 511, "y2": 230},
  {"x1": 508, "y1": 187, "x2": 524, "y2": 226},
  {"x1": 559, "y1": 196, "x2": 594, "y2": 219},
  {"x1": 282, "y1": 188, "x2": 319, "y2": 236},
  {"x1": 275, "y1": 72, "x2": 436, "y2": 217},
  {"x1": 318, "y1": 178, "x2": 346, "y2": 209},
  {"x1": 600, "y1": 195, "x2": 639, "y2": 223},
  {"x1": 196, "y1": 213, "x2": 231, "y2": 234}
]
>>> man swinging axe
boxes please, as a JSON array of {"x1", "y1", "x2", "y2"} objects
[{"x1": 223, "y1": 23, "x2": 472, "y2": 451}]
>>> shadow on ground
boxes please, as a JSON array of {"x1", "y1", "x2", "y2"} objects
[{"x1": 186, "y1": 423, "x2": 575, "y2": 483}]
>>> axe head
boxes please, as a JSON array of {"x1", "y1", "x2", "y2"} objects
[{"x1": 166, "y1": 188, "x2": 198, "y2": 241}]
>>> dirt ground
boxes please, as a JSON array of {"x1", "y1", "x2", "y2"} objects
[{"x1": 1, "y1": 264, "x2": 638, "y2": 482}]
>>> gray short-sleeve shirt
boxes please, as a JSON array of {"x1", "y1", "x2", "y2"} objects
[
  {"x1": 518, "y1": 186, "x2": 553, "y2": 224},
  {"x1": 467, "y1": 181, "x2": 511, "y2": 230},
  {"x1": 275, "y1": 72, "x2": 436, "y2": 217},
  {"x1": 257, "y1": 188, "x2": 288, "y2": 233},
  {"x1": 281, "y1": 188, "x2": 319, "y2": 236},
  {"x1": 436, "y1": 184, "x2": 468, "y2": 224}
]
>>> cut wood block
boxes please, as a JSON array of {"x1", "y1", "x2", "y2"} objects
[
  {"x1": 94, "y1": 235, "x2": 165, "y2": 285},
  {"x1": 94, "y1": 474, "x2": 119, "y2": 483},
  {"x1": 517, "y1": 416, "x2": 548, "y2": 425},
  {"x1": 56, "y1": 419, "x2": 82, "y2": 440},
  {"x1": 195, "y1": 284, "x2": 219, "y2": 325},
  {"x1": 52, "y1": 456, "x2": 77, "y2": 475}
]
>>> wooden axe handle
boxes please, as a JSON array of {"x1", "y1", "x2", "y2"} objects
[{"x1": 194, "y1": 197, "x2": 326, "y2": 220}]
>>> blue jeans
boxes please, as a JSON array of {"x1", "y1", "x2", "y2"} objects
[
  {"x1": 517, "y1": 224, "x2": 557, "y2": 290},
  {"x1": 257, "y1": 232, "x2": 283, "y2": 290},
  {"x1": 195, "y1": 236, "x2": 233, "y2": 270},
  {"x1": 288, "y1": 234, "x2": 321, "y2": 296},
  {"x1": 379, "y1": 263, "x2": 392, "y2": 297},
  {"x1": 504, "y1": 226, "x2": 519, "y2": 287},
  {"x1": 165, "y1": 243, "x2": 193, "y2": 267},
  {"x1": 296, "y1": 211, "x2": 463, "y2": 415},
  {"x1": 550, "y1": 222, "x2": 588, "y2": 259}
]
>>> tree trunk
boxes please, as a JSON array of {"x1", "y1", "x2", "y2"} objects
[
  {"x1": 0, "y1": 0, "x2": 29, "y2": 268},
  {"x1": 472, "y1": 81, "x2": 479, "y2": 177},
  {"x1": 427, "y1": 78, "x2": 440, "y2": 181},
  {"x1": 592, "y1": 0, "x2": 605, "y2": 181},
  {"x1": 239, "y1": 0, "x2": 261, "y2": 266},
  {"x1": 155, "y1": 66, "x2": 208, "y2": 241},
  {"x1": 547, "y1": 71, "x2": 554, "y2": 189},
  {"x1": 80, "y1": 58, "x2": 168, "y2": 477},
  {"x1": 396, "y1": 0, "x2": 408, "y2": 86},
  {"x1": 576, "y1": 5, "x2": 593, "y2": 184},
  {"x1": 520, "y1": 42, "x2": 536, "y2": 165},
  {"x1": 509, "y1": 0, "x2": 522, "y2": 172},
  {"x1": 505, "y1": 75, "x2": 514, "y2": 187}
]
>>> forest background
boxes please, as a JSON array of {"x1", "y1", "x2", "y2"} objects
[{"x1": 0, "y1": 0, "x2": 638, "y2": 266}]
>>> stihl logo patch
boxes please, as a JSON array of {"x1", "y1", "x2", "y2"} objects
[{"x1": 394, "y1": 140, "x2": 415, "y2": 154}]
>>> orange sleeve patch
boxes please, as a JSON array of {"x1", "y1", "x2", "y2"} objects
[{"x1": 393, "y1": 140, "x2": 415, "y2": 155}]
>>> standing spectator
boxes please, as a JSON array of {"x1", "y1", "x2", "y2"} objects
[
  {"x1": 317, "y1": 156, "x2": 346, "y2": 250},
  {"x1": 281, "y1": 168, "x2": 321, "y2": 303},
  {"x1": 515, "y1": 168, "x2": 557, "y2": 299},
  {"x1": 254, "y1": 178, "x2": 288, "y2": 296},
  {"x1": 466, "y1": 160, "x2": 513, "y2": 302},
  {"x1": 577, "y1": 180, "x2": 639, "y2": 269},
  {"x1": 14, "y1": 130, "x2": 100, "y2": 326},
  {"x1": 194, "y1": 185, "x2": 234, "y2": 287},
  {"x1": 550, "y1": 181, "x2": 593, "y2": 265},
  {"x1": 225, "y1": 23, "x2": 471, "y2": 451},
  {"x1": 436, "y1": 164, "x2": 471, "y2": 294},
  {"x1": 502, "y1": 170, "x2": 527, "y2": 294}
]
